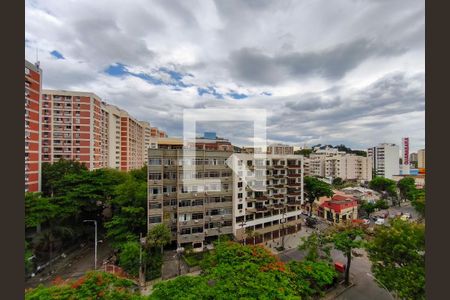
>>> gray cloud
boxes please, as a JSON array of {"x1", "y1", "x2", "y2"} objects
[
  {"x1": 25, "y1": 0, "x2": 425, "y2": 151},
  {"x1": 229, "y1": 39, "x2": 406, "y2": 85}
]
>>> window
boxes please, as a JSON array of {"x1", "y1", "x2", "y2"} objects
[
  {"x1": 149, "y1": 158, "x2": 162, "y2": 165},
  {"x1": 191, "y1": 227, "x2": 203, "y2": 233},
  {"x1": 149, "y1": 203, "x2": 162, "y2": 209},
  {"x1": 238, "y1": 204, "x2": 243, "y2": 210},
  {"x1": 192, "y1": 213, "x2": 203, "y2": 220},
  {"x1": 149, "y1": 173, "x2": 162, "y2": 180},
  {"x1": 179, "y1": 200, "x2": 191, "y2": 207},
  {"x1": 238, "y1": 182, "x2": 243, "y2": 188},
  {"x1": 149, "y1": 216, "x2": 162, "y2": 224},
  {"x1": 192, "y1": 199, "x2": 203, "y2": 206},
  {"x1": 180, "y1": 228, "x2": 191, "y2": 235},
  {"x1": 238, "y1": 193, "x2": 243, "y2": 199}
]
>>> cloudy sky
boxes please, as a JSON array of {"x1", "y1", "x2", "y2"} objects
[{"x1": 25, "y1": 0, "x2": 425, "y2": 151}]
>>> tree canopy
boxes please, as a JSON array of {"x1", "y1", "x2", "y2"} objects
[
  {"x1": 303, "y1": 176, "x2": 333, "y2": 216},
  {"x1": 367, "y1": 219, "x2": 425, "y2": 299}
]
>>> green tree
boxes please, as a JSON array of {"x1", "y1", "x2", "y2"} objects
[
  {"x1": 411, "y1": 189, "x2": 425, "y2": 218},
  {"x1": 367, "y1": 219, "x2": 425, "y2": 299},
  {"x1": 105, "y1": 176, "x2": 147, "y2": 248},
  {"x1": 118, "y1": 241, "x2": 143, "y2": 277},
  {"x1": 298, "y1": 231, "x2": 332, "y2": 263},
  {"x1": 25, "y1": 192, "x2": 59, "y2": 232},
  {"x1": 374, "y1": 199, "x2": 389, "y2": 210},
  {"x1": 397, "y1": 177, "x2": 416, "y2": 201},
  {"x1": 369, "y1": 177, "x2": 398, "y2": 204},
  {"x1": 331, "y1": 224, "x2": 365, "y2": 285},
  {"x1": 147, "y1": 224, "x2": 171, "y2": 254},
  {"x1": 288, "y1": 260, "x2": 337, "y2": 298},
  {"x1": 304, "y1": 176, "x2": 333, "y2": 216},
  {"x1": 294, "y1": 148, "x2": 313, "y2": 157},
  {"x1": 332, "y1": 177, "x2": 343, "y2": 187},
  {"x1": 41, "y1": 159, "x2": 88, "y2": 196},
  {"x1": 359, "y1": 201, "x2": 376, "y2": 218}
]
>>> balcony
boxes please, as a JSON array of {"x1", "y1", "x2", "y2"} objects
[
  {"x1": 287, "y1": 173, "x2": 301, "y2": 178},
  {"x1": 287, "y1": 164, "x2": 301, "y2": 168}
]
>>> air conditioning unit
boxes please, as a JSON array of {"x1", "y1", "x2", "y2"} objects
[
  {"x1": 194, "y1": 220, "x2": 199, "y2": 223},
  {"x1": 194, "y1": 193, "x2": 198, "y2": 197},
  {"x1": 165, "y1": 193, "x2": 170, "y2": 196}
]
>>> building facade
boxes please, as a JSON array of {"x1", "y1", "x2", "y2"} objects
[
  {"x1": 25, "y1": 60, "x2": 42, "y2": 192},
  {"x1": 417, "y1": 149, "x2": 425, "y2": 169},
  {"x1": 147, "y1": 146, "x2": 233, "y2": 249},
  {"x1": 267, "y1": 144, "x2": 294, "y2": 155},
  {"x1": 368, "y1": 143, "x2": 400, "y2": 179},
  {"x1": 120, "y1": 111, "x2": 145, "y2": 171},
  {"x1": 41, "y1": 90, "x2": 106, "y2": 170},
  {"x1": 232, "y1": 154, "x2": 304, "y2": 245}
]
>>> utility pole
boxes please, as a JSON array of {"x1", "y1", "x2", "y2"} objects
[{"x1": 83, "y1": 220, "x2": 97, "y2": 269}]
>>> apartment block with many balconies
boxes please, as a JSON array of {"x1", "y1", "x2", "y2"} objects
[
  {"x1": 120, "y1": 111, "x2": 145, "y2": 171},
  {"x1": 231, "y1": 154, "x2": 304, "y2": 245},
  {"x1": 25, "y1": 60, "x2": 42, "y2": 192},
  {"x1": 41, "y1": 90, "x2": 106, "y2": 170},
  {"x1": 147, "y1": 145, "x2": 233, "y2": 249}
]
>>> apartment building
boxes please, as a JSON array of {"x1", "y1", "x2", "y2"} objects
[
  {"x1": 102, "y1": 104, "x2": 122, "y2": 169},
  {"x1": 267, "y1": 143, "x2": 294, "y2": 155},
  {"x1": 324, "y1": 155, "x2": 372, "y2": 181},
  {"x1": 25, "y1": 60, "x2": 42, "y2": 192},
  {"x1": 368, "y1": 143, "x2": 400, "y2": 179},
  {"x1": 41, "y1": 90, "x2": 106, "y2": 170},
  {"x1": 231, "y1": 154, "x2": 304, "y2": 245},
  {"x1": 120, "y1": 111, "x2": 145, "y2": 171},
  {"x1": 140, "y1": 121, "x2": 152, "y2": 165},
  {"x1": 147, "y1": 144, "x2": 233, "y2": 249},
  {"x1": 417, "y1": 149, "x2": 425, "y2": 169}
]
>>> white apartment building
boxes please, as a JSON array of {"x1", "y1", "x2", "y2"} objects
[
  {"x1": 368, "y1": 143, "x2": 400, "y2": 179},
  {"x1": 231, "y1": 153, "x2": 304, "y2": 244}
]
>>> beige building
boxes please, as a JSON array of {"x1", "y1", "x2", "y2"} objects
[
  {"x1": 267, "y1": 143, "x2": 294, "y2": 155},
  {"x1": 140, "y1": 121, "x2": 152, "y2": 165},
  {"x1": 232, "y1": 153, "x2": 304, "y2": 244},
  {"x1": 147, "y1": 146, "x2": 233, "y2": 249},
  {"x1": 417, "y1": 149, "x2": 425, "y2": 169}
]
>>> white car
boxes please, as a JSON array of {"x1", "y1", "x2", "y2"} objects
[{"x1": 375, "y1": 218, "x2": 385, "y2": 225}]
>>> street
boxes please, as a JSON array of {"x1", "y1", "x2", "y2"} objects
[{"x1": 25, "y1": 241, "x2": 113, "y2": 289}]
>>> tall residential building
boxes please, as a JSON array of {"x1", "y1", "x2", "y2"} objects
[
  {"x1": 232, "y1": 154, "x2": 304, "y2": 244},
  {"x1": 25, "y1": 60, "x2": 42, "y2": 192},
  {"x1": 102, "y1": 104, "x2": 122, "y2": 170},
  {"x1": 417, "y1": 149, "x2": 425, "y2": 169},
  {"x1": 140, "y1": 121, "x2": 152, "y2": 165},
  {"x1": 410, "y1": 152, "x2": 418, "y2": 165},
  {"x1": 267, "y1": 143, "x2": 294, "y2": 155},
  {"x1": 120, "y1": 111, "x2": 145, "y2": 171},
  {"x1": 367, "y1": 143, "x2": 400, "y2": 179},
  {"x1": 41, "y1": 90, "x2": 106, "y2": 170},
  {"x1": 148, "y1": 145, "x2": 233, "y2": 249}
]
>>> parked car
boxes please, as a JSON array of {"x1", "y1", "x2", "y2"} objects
[
  {"x1": 362, "y1": 218, "x2": 371, "y2": 225},
  {"x1": 305, "y1": 217, "x2": 318, "y2": 228},
  {"x1": 375, "y1": 218, "x2": 385, "y2": 225},
  {"x1": 400, "y1": 214, "x2": 410, "y2": 221}
]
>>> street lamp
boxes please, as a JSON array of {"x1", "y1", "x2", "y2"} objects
[
  {"x1": 83, "y1": 220, "x2": 97, "y2": 269},
  {"x1": 366, "y1": 273, "x2": 395, "y2": 299}
]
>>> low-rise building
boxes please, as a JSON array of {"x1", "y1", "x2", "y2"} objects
[{"x1": 317, "y1": 194, "x2": 358, "y2": 224}]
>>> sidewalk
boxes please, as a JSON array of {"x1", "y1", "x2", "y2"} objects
[{"x1": 266, "y1": 226, "x2": 313, "y2": 254}]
